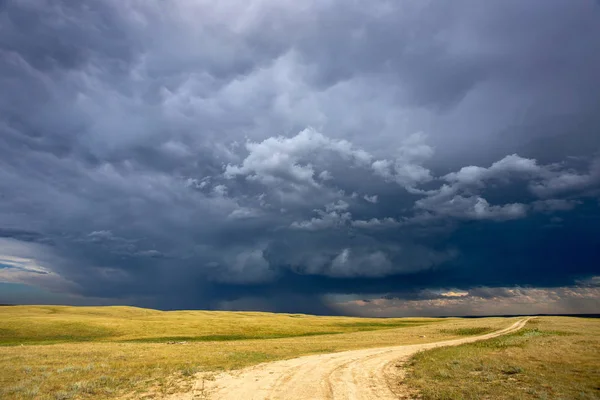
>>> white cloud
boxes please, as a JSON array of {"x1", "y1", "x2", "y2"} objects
[
  {"x1": 413, "y1": 154, "x2": 600, "y2": 222},
  {"x1": 287, "y1": 243, "x2": 457, "y2": 279},
  {"x1": 223, "y1": 129, "x2": 435, "y2": 199},
  {"x1": 228, "y1": 207, "x2": 261, "y2": 219},
  {"x1": 318, "y1": 170, "x2": 333, "y2": 181},
  {"x1": 185, "y1": 177, "x2": 211, "y2": 190},
  {"x1": 224, "y1": 128, "x2": 373, "y2": 188},
  {"x1": 325, "y1": 200, "x2": 349, "y2": 212},
  {"x1": 87, "y1": 230, "x2": 115, "y2": 241},
  {"x1": 416, "y1": 192, "x2": 527, "y2": 221},
  {"x1": 371, "y1": 159, "x2": 394, "y2": 180},
  {"x1": 328, "y1": 248, "x2": 394, "y2": 278},
  {"x1": 288, "y1": 248, "x2": 395, "y2": 278},
  {"x1": 331, "y1": 285, "x2": 600, "y2": 317},
  {"x1": 212, "y1": 184, "x2": 229, "y2": 197},
  {"x1": 0, "y1": 238, "x2": 76, "y2": 293},
  {"x1": 444, "y1": 154, "x2": 541, "y2": 187},
  {"x1": 0, "y1": 255, "x2": 51, "y2": 275},
  {"x1": 351, "y1": 217, "x2": 400, "y2": 229},
  {"x1": 443, "y1": 154, "x2": 600, "y2": 201},
  {"x1": 371, "y1": 132, "x2": 434, "y2": 188},
  {"x1": 440, "y1": 291, "x2": 469, "y2": 297},
  {"x1": 291, "y1": 204, "x2": 351, "y2": 231},
  {"x1": 529, "y1": 159, "x2": 600, "y2": 197},
  {"x1": 211, "y1": 248, "x2": 275, "y2": 284},
  {"x1": 363, "y1": 194, "x2": 378, "y2": 203}
]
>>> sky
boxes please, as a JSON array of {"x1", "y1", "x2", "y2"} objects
[{"x1": 1, "y1": 0, "x2": 599, "y2": 316}]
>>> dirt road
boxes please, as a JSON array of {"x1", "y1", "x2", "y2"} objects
[{"x1": 175, "y1": 318, "x2": 530, "y2": 400}]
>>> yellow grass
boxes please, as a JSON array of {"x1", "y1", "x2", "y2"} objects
[
  {"x1": 402, "y1": 317, "x2": 600, "y2": 399},
  {"x1": 0, "y1": 305, "x2": 515, "y2": 399}
]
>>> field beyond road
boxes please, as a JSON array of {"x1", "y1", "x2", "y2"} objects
[
  {"x1": 401, "y1": 316, "x2": 600, "y2": 399},
  {"x1": 0, "y1": 305, "x2": 513, "y2": 399}
]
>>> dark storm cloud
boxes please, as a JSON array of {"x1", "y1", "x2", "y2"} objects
[{"x1": 1, "y1": 0, "x2": 599, "y2": 314}]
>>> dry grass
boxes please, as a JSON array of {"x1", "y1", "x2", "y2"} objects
[
  {"x1": 403, "y1": 317, "x2": 600, "y2": 400},
  {"x1": 0, "y1": 305, "x2": 515, "y2": 399},
  {"x1": 0, "y1": 305, "x2": 432, "y2": 345}
]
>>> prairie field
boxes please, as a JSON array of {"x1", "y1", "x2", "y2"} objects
[
  {"x1": 2, "y1": 307, "x2": 597, "y2": 400},
  {"x1": 402, "y1": 317, "x2": 600, "y2": 399},
  {"x1": 0, "y1": 305, "x2": 512, "y2": 399}
]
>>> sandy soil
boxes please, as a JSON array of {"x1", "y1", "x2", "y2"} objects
[{"x1": 171, "y1": 318, "x2": 529, "y2": 400}]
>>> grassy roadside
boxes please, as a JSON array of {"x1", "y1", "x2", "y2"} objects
[
  {"x1": 0, "y1": 306, "x2": 515, "y2": 399},
  {"x1": 401, "y1": 317, "x2": 600, "y2": 399}
]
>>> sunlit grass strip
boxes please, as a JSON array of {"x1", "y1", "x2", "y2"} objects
[{"x1": 0, "y1": 305, "x2": 439, "y2": 346}]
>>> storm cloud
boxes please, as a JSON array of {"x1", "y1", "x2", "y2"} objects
[{"x1": 1, "y1": 0, "x2": 599, "y2": 315}]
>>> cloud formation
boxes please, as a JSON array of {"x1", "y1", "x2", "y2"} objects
[
  {"x1": 334, "y1": 284, "x2": 600, "y2": 317},
  {"x1": 1, "y1": 0, "x2": 599, "y2": 314}
]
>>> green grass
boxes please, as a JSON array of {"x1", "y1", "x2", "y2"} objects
[
  {"x1": 0, "y1": 322, "x2": 116, "y2": 346},
  {"x1": 438, "y1": 327, "x2": 493, "y2": 336},
  {"x1": 0, "y1": 305, "x2": 516, "y2": 399},
  {"x1": 122, "y1": 331, "x2": 343, "y2": 343},
  {"x1": 335, "y1": 321, "x2": 428, "y2": 329},
  {"x1": 403, "y1": 317, "x2": 600, "y2": 400}
]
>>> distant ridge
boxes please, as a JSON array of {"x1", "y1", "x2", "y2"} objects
[
  {"x1": 449, "y1": 314, "x2": 600, "y2": 319},
  {"x1": 1, "y1": 304, "x2": 598, "y2": 318}
]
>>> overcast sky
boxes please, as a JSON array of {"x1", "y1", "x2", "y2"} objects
[{"x1": 1, "y1": 0, "x2": 599, "y2": 316}]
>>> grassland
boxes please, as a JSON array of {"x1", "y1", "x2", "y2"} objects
[
  {"x1": 0, "y1": 305, "x2": 427, "y2": 346},
  {"x1": 402, "y1": 317, "x2": 600, "y2": 399},
  {"x1": 0, "y1": 305, "x2": 515, "y2": 399}
]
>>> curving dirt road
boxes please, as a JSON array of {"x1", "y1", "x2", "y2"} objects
[{"x1": 174, "y1": 318, "x2": 530, "y2": 400}]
